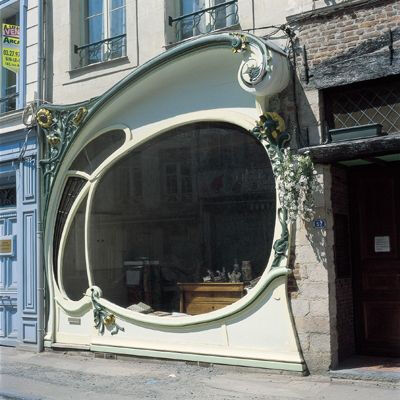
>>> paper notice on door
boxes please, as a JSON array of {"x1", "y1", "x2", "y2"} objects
[{"x1": 374, "y1": 236, "x2": 390, "y2": 253}]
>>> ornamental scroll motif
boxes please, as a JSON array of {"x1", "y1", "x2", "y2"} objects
[
  {"x1": 91, "y1": 287, "x2": 125, "y2": 336},
  {"x1": 230, "y1": 32, "x2": 289, "y2": 97},
  {"x1": 36, "y1": 99, "x2": 97, "y2": 206}
]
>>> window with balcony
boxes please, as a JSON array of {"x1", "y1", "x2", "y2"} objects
[
  {"x1": 168, "y1": 0, "x2": 239, "y2": 43},
  {"x1": 74, "y1": 0, "x2": 126, "y2": 68}
]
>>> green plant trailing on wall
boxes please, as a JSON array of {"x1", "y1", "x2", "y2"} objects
[
  {"x1": 252, "y1": 112, "x2": 317, "y2": 222},
  {"x1": 275, "y1": 149, "x2": 317, "y2": 222},
  {"x1": 252, "y1": 112, "x2": 317, "y2": 268}
]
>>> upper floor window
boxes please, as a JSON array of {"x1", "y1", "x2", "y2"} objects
[
  {"x1": 168, "y1": 0, "x2": 238, "y2": 43},
  {"x1": 74, "y1": 0, "x2": 126, "y2": 68},
  {"x1": 1, "y1": 12, "x2": 20, "y2": 114},
  {"x1": 324, "y1": 75, "x2": 400, "y2": 140}
]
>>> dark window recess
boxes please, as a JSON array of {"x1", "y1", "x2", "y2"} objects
[
  {"x1": 70, "y1": 129, "x2": 125, "y2": 174},
  {"x1": 53, "y1": 177, "x2": 87, "y2": 281},
  {"x1": 0, "y1": 186, "x2": 16, "y2": 207},
  {"x1": 62, "y1": 197, "x2": 89, "y2": 301},
  {"x1": 333, "y1": 213, "x2": 352, "y2": 278},
  {"x1": 324, "y1": 76, "x2": 400, "y2": 134}
]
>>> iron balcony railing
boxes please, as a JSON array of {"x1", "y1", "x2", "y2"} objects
[
  {"x1": 74, "y1": 33, "x2": 127, "y2": 68},
  {"x1": 169, "y1": 0, "x2": 238, "y2": 42},
  {"x1": 0, "y1": 86, "x2": 18, "y2": 114}
]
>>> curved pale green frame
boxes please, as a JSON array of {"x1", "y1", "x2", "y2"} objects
[
  {"x1": 40, "y1": 32, "x2": 293, "y2": 346},
  {"x1": 54, "y1": 117, "x2": 289, "y2": 329},
  {"x1": 38, "y1": 32, "x2": 286, "y2": 214}
]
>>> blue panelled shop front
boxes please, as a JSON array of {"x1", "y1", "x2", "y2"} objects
[{"x1": 0, "y1": 129, "x2": 39, "y2": 349}]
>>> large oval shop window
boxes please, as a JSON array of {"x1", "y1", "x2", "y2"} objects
[{"x1": 89, "y1": 123, "x2": 276, "y2": 315}]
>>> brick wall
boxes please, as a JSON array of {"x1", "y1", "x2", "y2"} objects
[
  {"x1": 291, "y1": 0, "x2": 400, "y2": 69},
  {"x1": 286, "y1": 0, "x2": 400, "y2": 90}
]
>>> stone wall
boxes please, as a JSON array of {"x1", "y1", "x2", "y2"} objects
[
  {"x1": 285, "y1": 2, "x2": 400, "y2": 370},
  {"x1": 289, "y1": 164, "x2": 338, "y2": 373}
]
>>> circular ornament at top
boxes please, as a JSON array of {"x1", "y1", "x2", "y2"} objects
[
  {"x1": 37, "y1": 108, "x2": 53, "y2": 129},
  {"x1": 239, "y1": 43, "x2": 270, "y2": 87},
  {"x1": 233, "y1": 34, "x2": 290, "y2": 97}
]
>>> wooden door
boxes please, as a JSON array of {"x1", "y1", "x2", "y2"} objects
[{"x1": 349, "y1": 163, "x2": 400, "y2": 356}]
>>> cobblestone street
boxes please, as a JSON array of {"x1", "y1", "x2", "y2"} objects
[{"x1": 0, "y1": 348, "x2": 398, "y2": 400}]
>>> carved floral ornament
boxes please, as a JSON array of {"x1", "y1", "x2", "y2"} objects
[
  {"x1": 34, "y1": 102, "x2": 93, "y2": 207},
  {"x1": 36, "y1": 106, "x2": 88, "y2": 140},
  {"x1": 91, "y1": 288, "x2": 125, "y2": 335}
]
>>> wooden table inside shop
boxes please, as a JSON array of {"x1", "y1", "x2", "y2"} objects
[{"x1": 177, "y1": 283, "x2": 244, "y2": 315}]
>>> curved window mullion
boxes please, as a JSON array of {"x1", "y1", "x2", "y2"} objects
[
  {"x1": 84, "y1": 178, "x2": 101, "y2": 288},
  {"x1": 56, "y1": 179, "x2": 91, "y2": 301}
]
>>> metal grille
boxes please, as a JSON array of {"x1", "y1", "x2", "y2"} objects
[
  {"x1": 325, "y1": 77, "x2": 400, "y2": 134},
  {"x1": 169, "y1": 0, "x2": 238, "y2": 42},
  {"x1": 0, "y1": 187, "x2": 16, "y2": 207},
  {"x1": 74, "y1": 34, "x2": 126, "y2": 68},
  {"x1": 53, "y1": 177, "x2": 86, "y2": 280}
]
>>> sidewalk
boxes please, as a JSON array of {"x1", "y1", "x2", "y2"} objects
[{"x1": 0, "y1": 347, "x2": 398, "y2": 400}]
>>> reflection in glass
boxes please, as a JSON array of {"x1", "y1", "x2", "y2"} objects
[
  {"x1": 53, "y1": 177, "x2": 87, "y2": 281},
  {"x1": 70, "y1": 130, "x2": 125, "y2": 175},
  {"x1": 88, "y1": 123, "x2": 276, "y2": 315},
  {"x1": 62, "y1": 198, "x2": 89, "y2": 301}
]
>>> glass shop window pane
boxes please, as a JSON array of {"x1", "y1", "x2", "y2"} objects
[
  {"x1": 62, "y1": 198, "x2": 89, "y2": 301},
  {"x1": 70, "y1": 129, "x2": 125, "y2": 175},
  {"x1": 89, "y1": 123, "x2": 276, "y2": 315}
]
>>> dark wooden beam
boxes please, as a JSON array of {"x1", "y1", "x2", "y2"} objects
[{"x1": 298, "y1": 134, "x2": 400, "y2": 164}]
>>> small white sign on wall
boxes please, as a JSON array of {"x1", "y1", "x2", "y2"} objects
[{"x1": 374, "y1": 236, "x2": 390, "y2": 253}]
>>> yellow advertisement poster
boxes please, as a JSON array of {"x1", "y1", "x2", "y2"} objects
[{"x1": 2, "y1": 24, "x2": 20, "y2": 74}]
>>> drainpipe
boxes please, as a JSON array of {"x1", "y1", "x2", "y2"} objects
[{"x1": 36, "y1": 0, "x2": 45, "y2": 353}]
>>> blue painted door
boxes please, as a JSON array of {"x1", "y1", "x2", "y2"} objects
[{"x1": 0, "y1": 209, "x2": 18, "y2": 347}]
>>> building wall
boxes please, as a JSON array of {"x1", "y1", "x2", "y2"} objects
[
  {"x1": 287, "y1": 0, "x2": 400, "y2": 90},
  {"x1": 289, "y1": 164, "x2": 338, "y2": 372},
  {"x1": 0, "y1": 132, "x2": 38, "y2": 348},
  {"x1": 285, "y1": 0, "x2": 400, "y2": 372},
  {"x1": 50, "y1": 0, "x2": 299, "y2": 104},
  {"x1": 0, "y1": 0, "x2": 40, "y2": 350},
  {"x1": 46, "y1": 0, "x2": 370, "y2": 372},
  {"x1": 25, "y1": 0, "x2": 40, "y2": 103}
]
